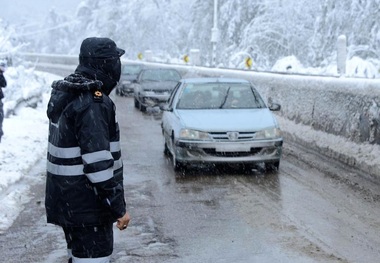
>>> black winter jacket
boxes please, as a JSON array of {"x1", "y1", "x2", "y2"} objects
[
  {"x1": 45, "y1": 73, "x2": 126, "y2": 227},
  {"x1": 0, "y1": 72, "x2": 6, "y2": 99}
]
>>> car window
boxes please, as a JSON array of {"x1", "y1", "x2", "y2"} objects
[
  {"x1": 176, "y1": 83, "x2": 266, "y2": 109},
  {"x1": 168, "y1": 82, "x2": 182, "y2": 108},
  {"x1": 122, "y1": 65, "x2": 143, "y2": 75},
  {"x1": 141, "y1": 69, "x2": 181, "y2": 82}
]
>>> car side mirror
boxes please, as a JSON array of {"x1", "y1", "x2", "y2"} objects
[
  {"x1": 160, "y1": 104, "x2": 172, "y2": 111},
  {"x1": 269, "y1": 103, "x2": 281, "y2": 111}
]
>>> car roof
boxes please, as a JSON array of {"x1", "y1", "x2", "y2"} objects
[{"x1": 179, "y1": 78, "x2": 250, "y2": 84}]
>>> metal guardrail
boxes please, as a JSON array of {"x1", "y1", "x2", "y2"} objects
[{"x1": 19, "y1": 52, "x2": 380, "y2": 147}]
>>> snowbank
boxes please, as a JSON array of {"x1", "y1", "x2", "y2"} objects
[{"x1": 0, "y1": 68, "x2": 59, "y2": 233}]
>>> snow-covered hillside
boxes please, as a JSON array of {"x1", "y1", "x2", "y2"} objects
[{"x1": 2, "y1": 0, "x2": 380, "y2": 77}]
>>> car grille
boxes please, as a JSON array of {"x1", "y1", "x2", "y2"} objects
[
  {"x1": 209, "y1": 131, "x2": 256, "y2": 141},
  {"x1": 203, "y1": 148, "x2": 263, "y2": 157}
]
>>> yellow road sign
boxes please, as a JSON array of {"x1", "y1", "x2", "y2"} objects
[
  {"x1": 245, "y1": 57, "x2": 253, "y2": 68},
  {"x1": 137, "y1": 53, "x2": 143, "y2": 60},
  {"x1": 183, "y1": 55, "x2": 189, "y2": 63}
]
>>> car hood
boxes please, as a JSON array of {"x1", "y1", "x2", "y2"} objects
[
  {"x1": 141, "y1": 81, "x2": 178, "y2": 91},
  {"x1": 176, "y1": 109, "x2": 279, "y2": 131}
]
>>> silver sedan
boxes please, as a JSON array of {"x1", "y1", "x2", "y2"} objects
[{"x1": 161, "y1": 78, "x2": 283, "y2": 172}]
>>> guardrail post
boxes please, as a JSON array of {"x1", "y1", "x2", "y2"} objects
[
  {"x1": 190, "y1": 49, "x2": 200, "y2": 66},
  {"x1": 145, "y1": 50, "x2": 153, "y2": 62},
  {"x1": 337, "y1": 35, "x2": 347, "y2": 77}
]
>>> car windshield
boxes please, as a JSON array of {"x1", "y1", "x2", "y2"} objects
[
  {"x1": 141, "y1": 69, "x2": 181, "y2": 82},
  {"x1": 176, "y1": 83, "x2": 266, "y2": 109},
  {"x1": 122, "y1": 65, "x2": 143, "y2": 75}
]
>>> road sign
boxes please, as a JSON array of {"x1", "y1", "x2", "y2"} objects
[
  {"x1": 245, "y1": 57, "x2": 253, "y2": 69},
  {"x1": 183, "y1": 55, "x2": 189, "y2": 63}
]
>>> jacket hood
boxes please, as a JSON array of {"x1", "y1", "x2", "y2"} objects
[
  {"x1": 47, "y1": 73, "x2": 102, "y2": 122},
  {"x1": 52, "y1": 73, "x2": 103, "y2": 93}
]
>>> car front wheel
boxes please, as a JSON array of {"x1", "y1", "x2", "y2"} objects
[
  {"x1": 265, "y1": 161, "x2": 280, "y2": 172},
  {"x1": 164, "y1": 141, "x2": 170, "y2": 156},
  {"x1": 171, "y1": 140, "x2": 186, "y2": 173},
  {"x1": 139, "y1": 101, "x2": 146, "y2": 112},
  {"x1": 173, "y1": 157, "x2": 186, "y2": 172},
  {"x1": 134, "y1": 97, "x2": 139, "y2": 108}
]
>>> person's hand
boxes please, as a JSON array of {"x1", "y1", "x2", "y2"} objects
[{"x1": 116, "y1": 212, "x2": 131, "y2": 231}]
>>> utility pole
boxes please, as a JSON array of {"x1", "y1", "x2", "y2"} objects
[{"x1": 210, "y1": 0, "x2": 219, "y2": 67}]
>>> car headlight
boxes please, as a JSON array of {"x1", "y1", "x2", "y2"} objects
[
  {"x1": 179, "y1": 129, "x2": 211, "y2": 140},
  {"x1": 255, "y1": 128, "x2": 282, "y2": 139}
]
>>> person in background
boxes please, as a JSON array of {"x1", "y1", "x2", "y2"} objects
[
  {"x1": 45, "y1": 37, "x2": 130, "y2": 263},
  {"x1": 0, "y1": 61, "x2": 7, "y2": 143}
]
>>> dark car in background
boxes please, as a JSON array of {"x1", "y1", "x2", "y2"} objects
[
  {"x1": 133, "y1": 68, "x2": 181, "y2": 111},
  {"x1": 116, "y1": 63, "x2": 145, "y2": 96}
]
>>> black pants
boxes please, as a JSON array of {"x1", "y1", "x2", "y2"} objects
[{"x1": 62, "y1": 223, "x2": 114, "y2": 259}]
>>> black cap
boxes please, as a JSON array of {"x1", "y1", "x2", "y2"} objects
[{"x1": 79, "y1": 37, "x2": 125, "y2": 59}]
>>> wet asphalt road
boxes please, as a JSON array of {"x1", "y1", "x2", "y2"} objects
[{"x1": 1, "y1": 94, "x2": 380, "y2": 263}]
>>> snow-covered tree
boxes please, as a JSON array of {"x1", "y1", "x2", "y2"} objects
[{"x1": 9, "y1": 0, "x2": 380, "y2": 75}]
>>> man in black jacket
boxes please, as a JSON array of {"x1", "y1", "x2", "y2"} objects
[
  {"x1": 45, "y1": 37, "x2": 130, "y2": 263},
  {"x1": 0, "y1": 62, "x2": 6, "y2": 142}
]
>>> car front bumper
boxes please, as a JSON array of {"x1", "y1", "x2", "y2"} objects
[
  {"x1": 174, "y1": 139, "x2": 283, "y2": 164},
  {"x1": 140, "y1": 94, "x2": 171, "y2": 107},
  {"x1": 120, "y1": 82, "x2": 134, "y2": 94}
]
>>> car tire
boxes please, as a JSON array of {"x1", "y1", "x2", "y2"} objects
[
  {"x1": 134, "y1": 98, "x2": 139, "y2": 108},
  {"x1": 171, "y1": 142, "x2": 186, "y2": 173},
  {"x1": 164, "y1": 142, "x2": 170, "y2": 156},
  {"x1": 139, "y1": 102, "x2": 146, "y2": 112},
  {"x1": 174, "y1": 158, "x2": 186, "y2": 172},
  {"x1": 265, "y1": 161, "x2": 280, "y2": 172}
]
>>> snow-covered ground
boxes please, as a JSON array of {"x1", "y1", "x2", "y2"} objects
[{"x1": 0, "y1": 65, "x2": 379, "y2": 234}]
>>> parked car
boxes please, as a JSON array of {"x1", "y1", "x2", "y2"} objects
[
  {"x1": 133, "y1": 68, "x2": 181, "y2": 111},
  {"x1": 115, "y1": 63, "x2": 145, "y2": 96},
  {"x1": 161, "y1": 78, "x2": 283, "y2": 172}
]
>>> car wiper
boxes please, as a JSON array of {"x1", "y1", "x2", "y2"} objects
[
  {"x1": 251, "y1": 90, "x2": 263, "y2": 108},
  {"x1": 219, "y1": 87, "x2": 231, "y2": 108}
]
